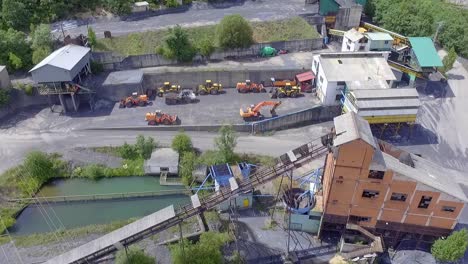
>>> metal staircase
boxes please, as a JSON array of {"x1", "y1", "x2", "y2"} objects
[{"x1": 46, "y1": 136, "x2": 331, "y2": 264}]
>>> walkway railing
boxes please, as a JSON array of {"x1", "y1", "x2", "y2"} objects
[{"x1": 7, "y1": 189, "x2": 190, "y2": 204}]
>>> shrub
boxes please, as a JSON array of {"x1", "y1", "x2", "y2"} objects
[
  {"x1": 180, "y1": 151, "x2": 196, "y2": 186},
  {"x1": 215, "y1": 125, "x2": 237, "y2": 163},
  {"x1": 87, "y1": 27, "x2": 97, "y2": 49},
  {"x1": 196, "y1": 38, "x2": 215, "y2": 60},
  {"x1": 81, "y1": 164, "x2": 106, "y2": 180},
  {"x1": 161, "y1": 25, "x2": 196, "y2": 62},
  {"x1": 197, "y1": 150, "x2": 224, "y2": 166},
  {"x1": 0, "y1": 89, "x2": 11, "y2": 107},
  {"x1": 90, "y1": 60, "x2": 104, "y2": 73},
  {"x1": 170, "y1": 232, "x2": 231, "y2": 264},
  {"x1": 432, "y1": 229, "x2": 468, "y2": 262},
  {"x1": 165, "y1": 0, "x2": 180, "y2": 8},
  {"x1": 23, "y1": 151, "x2": 56, "y2": 183},
  {"x1": 24, "y1": 84, "x2": 34, "y2": 96},
  {"x1": 441, "y1": 47, "x2": 457, "y2": 74},
  {"x1": 182, "y1": 0, "x2": 192, "y2": 4},
  {"x1": 135, "y1": 135, "x2": 156, "y2": 160},
  {"x1": 115, "y1": 246, "x2": 155, "y2": 264},
  {"x1": 216, "y1": 14, "x2": 253, "y2": 49},
  {"x1": 172, "y1": 132, "x2": 193, "y2": 154},
  {"x1": 119, "y1": 142, "x2": 138, "y2": 160}
]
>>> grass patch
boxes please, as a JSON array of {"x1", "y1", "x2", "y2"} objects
[
  {"x1": 204, "y1": 210, "x2": 220, "y2": 223},
  {"x1": 91, "y1": 146, "x2": 123, "y2": 157},
  {"x1": 96, "y1": 17, "x2": 320, "y2": 56},
  {"x1": 0, "y1": 218, "x2": 137, "y2": 247}
]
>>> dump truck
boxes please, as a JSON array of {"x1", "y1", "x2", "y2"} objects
[
  {"x1": 198, "y1": 80, "x2": 222, "y2": 95},
  {"x1": 145, "y1": 110, "x2": 180, "y2": 125},
  {"x1": 240, "y1": 101, "x2": 281, "y2": 121},
  {"x1": 158, "y1": 82, "x2": 181, "y2": 97},
  {"x1": 119, "y1": 92, "x2": 149, "y2": 108},
  {"x1": 165, "y1": 89, "x2": 197, "y2": 105},
  {"x1": 236, "y1": 80, "x2": 266, "y2": 93},
  {"x1": 271, "y1": 82, "x2": 301, "y2": 99},
  {"x1": 271, "y1": 77, "x2": 297, "y2": 88}
]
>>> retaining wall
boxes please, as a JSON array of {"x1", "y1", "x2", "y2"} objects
[
  {"x1": 0, "y1": 88, "x2": 51, "y2": 120},
  {"x1": 93, "y1": 38, "x2": 323, "y2": 71},
  {"x1": 251, "y1": 105, "x2": 340, "y2": 134}
]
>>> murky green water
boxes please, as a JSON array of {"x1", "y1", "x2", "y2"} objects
[{"x1": 10, "y1": 177, "x2": 189, "y2": 235}]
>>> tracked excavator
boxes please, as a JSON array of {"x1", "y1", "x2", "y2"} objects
[{"x1": 240, "y1": 101, "x2": 281, "y2": 121}]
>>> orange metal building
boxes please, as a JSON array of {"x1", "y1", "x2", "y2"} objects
[{"x1": 320, "y1": 112, "x2": 468, "y2": 247}]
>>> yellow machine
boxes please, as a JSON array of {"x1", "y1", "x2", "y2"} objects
[
  {"x1": 271, "y1": 82, "x2": 301, "y2": 98},
  {"x1": 158, "y1": 82, "x2": 181, "y2": 97},
  {"x1": 198, "y1": 80, "x2": 222, "y2": 95},
  {"x1": 240, "y1": 101, "x2": 281, "y2": 121}
]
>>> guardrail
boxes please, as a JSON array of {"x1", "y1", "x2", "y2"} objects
[{"x1": 8, "y1": 189, "x2": 190, "y2": 204}]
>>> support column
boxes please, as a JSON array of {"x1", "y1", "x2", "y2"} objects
[
  {"x1": 71, "y1": 93, "x2": 78, "y2": 112},
  {"x1": 409, "y1": 73, "x2": 416, "y2": 87},
  {"x1": 58, "y1": 94, "x2": 66, "y2": 113}
]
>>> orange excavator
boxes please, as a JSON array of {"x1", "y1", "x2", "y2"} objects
[
  {"x1": 240, "y1": 101, "x2": 281, "y2": 121},
  {"x1": 145, "y1": 110, "x2": 180, "y2": 125}
]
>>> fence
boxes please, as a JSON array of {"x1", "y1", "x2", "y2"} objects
[
  {"x1": 92, "y1": 38, "x2": 324, "y2": 71},
  {"x1": 251, "y1": 105, "x2": 341, "y2": 134}
]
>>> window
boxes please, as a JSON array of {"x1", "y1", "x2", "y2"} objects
[
  {"x1": 319, "y1": 76, "x2": 323, "y2": 83},
  {"x1": 348, "y1": 39, "x2": 352, "y2": 44},
  {"x1": 349, "y1": 215, "x2": 371, "y2": 223},
  {"x1": 368, "y1": 170, "x2": 385, "y2": 180},
  {"x1": 336, "y1": 180, "x2": 343, "y2": 184},
  {"x1": 384, "y1": 40, "x2": 389, "y2": 44},
  {"x1": 362, "y1": 190, "x2": 379, "y2": 198},
  {"x1": 346, "y1": 44, "x2": 350, "y2": 50},
  {"x1": 390, "y1": 193, "x2": 407, "y2": 202},
  {"x1": 337, "y1": 81, "x2": 345, "y2": 86},
  {"x1": 313, "y1": 60, "x2": 317, "y2": 69},
  {"x1": 359, "y1": 45, "x2": 365, "y2": 51},
  {"x1": 442, "y1": 206, "x2": 456, "y2": 212},
  {"x1": 418, "y1": 196, "x2": 432, "y2": 209}
]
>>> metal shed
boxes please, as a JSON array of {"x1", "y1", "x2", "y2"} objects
[
  {"x1": 101, "y1": 69, "x2": 144, "y2": 101},
  {"x1": 29, "y1": 45, "x2": 91, "y2": 84}
]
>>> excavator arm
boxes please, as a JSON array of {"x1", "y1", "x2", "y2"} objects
[{"x1": 240, "y1": 101, "x2": 281, "y2": 119}]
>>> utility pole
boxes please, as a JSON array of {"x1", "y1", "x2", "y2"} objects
[{"x1": 433, "y1": 21, "x2": 444, "y2": 44}]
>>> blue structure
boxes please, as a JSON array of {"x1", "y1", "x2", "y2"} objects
[{"x1": 284, "y1": 167, "x2": 323, "y2": 215}]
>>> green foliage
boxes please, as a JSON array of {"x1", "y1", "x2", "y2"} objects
[
  {"x1": 368, "y1": 0, "x2": 468, "y2": 57},
  {"x1": 197, "y1": 150, "x2": 225, "y2": 166},
  {"x1": 31, "y1": 24, "x2": 52, "y2": 51},
  {"x1": 161, "y1": 25, "x2": 196, "y2": 62},
  {"x1": 105, "y1": 0, "x2": 132, "y2": 15},
  {"x1": 23, "y1": 151, "x2": 55, "y2": 184},
  {"x1": 215, "y1": 125, "x2": 237, "y2": 163},
  {"x1": 115, "y1": 246, "x2": 155, "y2": 264},
  {"x1": 24, "y1": 84, "x2": 34, "y2": 96},
  {"x1": 90, "y1": 60, "x2": 104, "y2": 73},
  {"x1": 196, "y1": 37, "x2": 215, "y2": 59},
  {"x1": 441, "y1": 47, "x2": 457, "y2": 73},
  {"x1": 217, "y1": 14, "x2": 253, "y2": 49},
  {"x1": 74, "y1": 158, "x2": 145, "y2": 179},
  {"x1": 119, "y1": 142, "x2": 138, "y2": 159},
  {"x1": 172, "y1": 132, "x2": 193, "y2": 154},
  {"x1": 0, "y1": 89, "x2": 11, "y2": 107},
  {"x1": 431, "y1": 229, "x2": 468, "y2": 262},
  {"x1": 165, "y1": 0, "x2": 180, "y2": 8},
  {"x1": 32, "y1": 46, "x2": 52, "y2": 64},
  {"x1": 170, "y1": 232, "x2": 231, "y2": 264},
  {"x1": 0, "y1": 28, "x2": 31, "y2": 71},
  {"x1": 2, "y1": 0, "x2": 30, "y2": 31},
  {"x1": 80, "y1": 164, "x2": 107, "y2": 180},
  {"x1": 180, "y1": 151, "x2": 196, "y2": 186},
  {"x1": 88, "y1": 27, "x2": 97, "y2": 49},
  {"x1": 182, "y1": 0, "x2": 193, "y2": 4},
  {"x1": 135, "y1": 135, "x2": 157, "y2": 159}
]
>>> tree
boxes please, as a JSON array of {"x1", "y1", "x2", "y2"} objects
[
  {"x1": 215, "y1": 125, "x2": 237, "y2": 163},
  {"x1": 197, "y1": 38, "x2": 215, "y2": 60},
  {"x1": 119, "y1": 142, "x2": 138, "y2": 160},
  {"x1": 441, "y1": 47, "x2": 457, "y2": 73},
  {"x1": 87, "y1": 27, "x2": 97, "y2": 49},
  {"x1": 179, "y1": 151, "x2": 196, "y2": 186},
  {"x1": 161, "y1": 25, "x2": 196, "y2": 62},
  {"x1": 135, "y1": 135, "x2": 157, "y2": 160},
  {"x1": 0, "y1": 28, "x2": 32, "y2": 71},
  {"x1": 31, "y1": 24, "x2": 52, "y2": 51},
  {"x1": 172, "y1": 132, "x2": 193, "y2": 154},
  {"x1": 115, "y1": 246, "x2": 155, "y2": 264},
  {"x1": 32, "y1": 46, "x2": 52, "y2": 64},
  {"x1": 216, "y1": 14, "x2": 253, "y2": 49},
  {"x1": 2, "y1": 0, "x2": 30, "y2": 31},
  {"x1": 170, "y1": 232, "x2": 231, "y2": 264},
  {"x1": 431, "y1": 229, "x2": 468, "y2": 262},
  {"x1": 8, "y1": 53, "x2": 23, "y2": 70},
  {"x1": 105, "y1": 0, "x2": 132, "y2": 15}
]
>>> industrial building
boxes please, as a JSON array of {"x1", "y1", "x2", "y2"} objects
[
  {"x1": 311, "y1": 52, "x2": 396, "y2": 106},
  {"x1": 0, "y1": 65, "x2": 11, "y2": 89},
  {"x1": 320, "y1": 112, "x2": 468, "y2": 248},
  {"x1": 29, "y1": 44, "x2": 94, "y2": 112},
  {"x1": 341, "y1": 29, "x2": 393, "y2": 53},
  {"x1": 319, "y1": 0, "x2": 366, "y2": 30}
]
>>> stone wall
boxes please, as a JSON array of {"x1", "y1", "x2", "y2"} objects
[
  {"x1": 93, "y1": 38, "x2": 324, "y2": 71},
  {"x1": 0, "y1": 88, "x2": 51, "y2": 120}
]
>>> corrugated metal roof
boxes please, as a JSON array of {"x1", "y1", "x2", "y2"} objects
[
  {"x1": 358, "y1": 108, "x2": 419, "y2": 117},
  {"x1": 356, "y1": 98, "x2": 421, "y2": 109},
  {"x1": 29, "y1": 45, "x2": 91, "y2": 72},
  {"x1": 344, "y1": 28, "x2": 364, "y2": 42},
  {"x1": 296, "y1": 71, "x2": 315, "y2": 82},
  {"x1": 366, "y1": 33, "x2": 393, "y2": 41},
  {"x1": 408, "y1": 37, "x2": 443, "y2": 67},
  {"x1": 102, "y1": 69, "x2": 144, "y2": 85},
  {"x1": 352, "y1": 88, "x2": 418, "y2": 99},
  {"x1": 333, "y1": 112, "x2": 377, "y2": 148}
]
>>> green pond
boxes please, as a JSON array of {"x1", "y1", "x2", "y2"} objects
[{"x1": 10, "y1": 177, "x2": 189, "y2": 235}]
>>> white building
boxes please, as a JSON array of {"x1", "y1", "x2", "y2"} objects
[
  {"x1": 342, "y1": 29, "x2": 393, "y2": 54},
  {"x1": 341, "y1": 28, "x2": 366, "y2": 52},
  {"x1": 132, "y1": 1, "x2": 149, "y2": 12},
  {"x1": 311, "y1": 52, "x2": 396, "y2": 106}
]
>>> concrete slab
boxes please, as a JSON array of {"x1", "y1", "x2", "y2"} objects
[
  {"x1": 145, "y1": 148, "x2": 179, "y2": 175},
  {"x1": 102, "y1": 69, "x2": 143, "y2": 86}
]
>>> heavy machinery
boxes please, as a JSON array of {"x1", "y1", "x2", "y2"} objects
[
  {"x1": 240, "y1": 101, "x2": 281, "y2": 121},
  {"x1": 158, "y1": 82, "x2": 181, "y2": 97},
  {"x1": 271, "y1": 77, "x2": 297, "y2": 88},
  {"x1": 271, "y1": 82, "x2": 301, "y2": 98},
  {"x1": 198, "y1": 80, "x2": 222, "y2": 95},
  {"x1": 119, "y1": 92, "x2": 149, "y2": 108},
  {"x1": 145, "y1": 110, "x2": 180, "y2": 125},
  {"x1": 165, "y1": 89, "x2": 197, "y2": 105},
  {"x1": 236, "y1": 80, "x2": 266, "y2": 93}
]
